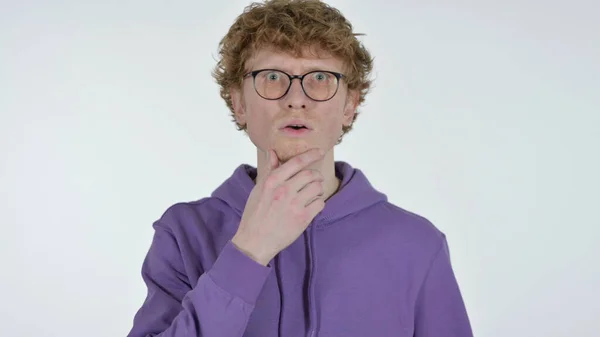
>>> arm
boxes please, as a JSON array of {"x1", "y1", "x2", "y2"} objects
[
  {"x1": 414, "y1": 235, "x2": 474, "y2": 337},
  {"x1": 126, "y1": 222, "x2": 272, "y2": 337}
]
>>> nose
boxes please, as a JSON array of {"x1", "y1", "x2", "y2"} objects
[{"x1": 284, "y1": 78, "x2": 308, "y2": 109}]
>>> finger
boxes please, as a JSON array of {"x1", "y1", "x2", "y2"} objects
[
  {"x1": 271, "y1": 148, "x2": 323, "y2": 183},
  {"x1": 287, "y1": 169, "x2": 324, "y2": 193},
  {"x1": 304, "y1": 196, "x2": 325, "y2": 218},
  {"x1": 294, "y1": 180, "x2": 324, "y2": 206},
  {"x1": 261, "y1": 149, "x2": 279, "y2": 178}
]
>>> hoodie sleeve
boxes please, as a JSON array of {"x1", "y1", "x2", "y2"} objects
[
  {"x1": 126, "y1": 222, "x2": 272, "y2": 337},
  {"x1": 414, "y1": 235, "x2": 474, "y2": 337}
]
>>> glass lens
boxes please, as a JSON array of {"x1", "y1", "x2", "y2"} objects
[
  {"x1": 254, "y1": 70, "x2": 289, "y2": 99},
  {"x1": 302, "y1": 71, "x2": 338, "y2": 101}
]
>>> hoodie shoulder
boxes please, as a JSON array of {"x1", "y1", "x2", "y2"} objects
[
  {"x1": 149, "y1": 164, "x2": 253, "y2": 238},
  {"x1": 377, "y1": 201, "x2": 447, "y2": 254},
  {"x1": 154, "y1": 196, "x2": 240, "y2": 235}
]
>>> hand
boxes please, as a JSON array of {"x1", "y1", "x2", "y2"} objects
[{"x1": 231, "y1": 148, "x2": 326, "y2": 266}]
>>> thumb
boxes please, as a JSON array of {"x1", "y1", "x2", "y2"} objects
[{"x1": 267, "y1": 149, "x2": 279, "y2": 171}]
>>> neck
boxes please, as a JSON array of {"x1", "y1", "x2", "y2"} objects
[{"x1": 256, "y1": 148, "x2": 340, "y2": 201}]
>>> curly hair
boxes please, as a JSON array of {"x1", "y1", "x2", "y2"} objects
[{"x1": 212, "y1": 0, "x2": 374, "y2": 143}]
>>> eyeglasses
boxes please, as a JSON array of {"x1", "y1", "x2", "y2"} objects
[{"x1": 243, "y1": 69, "x2": 344, "y2": 102}]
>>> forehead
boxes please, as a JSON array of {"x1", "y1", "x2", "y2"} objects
[{"x1": 246, "y1": 47, "x2": 345, "y2": 74}]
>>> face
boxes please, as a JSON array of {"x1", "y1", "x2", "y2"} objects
[{"x1": 230, "y1": 47, "x2": 358, "y2": 164}]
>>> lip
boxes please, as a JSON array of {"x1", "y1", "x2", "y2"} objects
[
  {"x1": 278, "y1": 119, "x2": 313, "y2": 130},
  {"x1": 278, "y1": 119, "x2": 313, "y2": 137},
  {"x1": 280, "y1": 127, "x2": 311, "y2": 137}
]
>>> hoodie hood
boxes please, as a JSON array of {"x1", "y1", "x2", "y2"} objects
[{"x1": 211, "y1": 161, "x2": 387, "y2": 226}]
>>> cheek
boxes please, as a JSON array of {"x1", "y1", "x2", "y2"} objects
[
  {"x1": 244, "y1": 97, "x2": 269, "y2": 127},
  {"x1": 323, "y1": 115, "x2": 343, "y2": 131},
  {"x1": 244, "y1": 100, "x2": 276, "y2": 140},
  {"x1": 246, "y1": 113, "x2": 270, "y2": 137},
  {"x1": 319, "y1": 108, "x2": 346, "y2": 139}
]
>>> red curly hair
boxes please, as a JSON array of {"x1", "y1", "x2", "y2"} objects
[{"x1": 212, "y1": 0, "x2": 374, "y2": 142}]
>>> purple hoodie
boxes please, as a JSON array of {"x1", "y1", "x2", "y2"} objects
[{"x1": 127, "y1": 162, "x2": 473, "y2": 337}]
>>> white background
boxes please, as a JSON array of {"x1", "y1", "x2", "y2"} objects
[{"x1": 1, "y1": 0, "x2": 598, "y2": 336}]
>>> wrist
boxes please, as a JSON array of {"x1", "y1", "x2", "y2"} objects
[{"x1": 231, "y1": 235, "x2": 272, "y2": 266}]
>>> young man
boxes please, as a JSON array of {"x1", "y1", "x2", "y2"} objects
[{"x1": 127, "y1": 1, "x2": 473, "y2": 336}]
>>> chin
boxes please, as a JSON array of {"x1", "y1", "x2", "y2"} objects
[{"x1": 274, "y1": 140, "x2": 314, "y2": 164}]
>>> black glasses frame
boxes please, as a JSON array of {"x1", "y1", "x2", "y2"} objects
[{"x1": 243, "y1": 68, "x2": 344, "y2": 102}]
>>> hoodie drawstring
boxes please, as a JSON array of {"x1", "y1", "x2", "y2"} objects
[
  {"x1": 307, "y1": 224, "x2": 319, "y2": 337},
  {"x1": 275, "y1": 254, "x2": 283, "y2": 337}
]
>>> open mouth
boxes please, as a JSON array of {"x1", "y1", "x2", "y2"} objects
[{"x1": 286, "y1": 124, "x2": 308, "y2": 130}]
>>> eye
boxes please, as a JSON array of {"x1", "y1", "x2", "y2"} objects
[
  {"x1": 265, "y1": 71, "x2": 281, "y2": 81},
  {"x1": 312, "y1": 72, "x2": 328, "y2": 81}
]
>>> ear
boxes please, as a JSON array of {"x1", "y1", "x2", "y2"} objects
[
  {"x1": 342, "y1": 89, "x2": 359, "y2": 126},
  {"x1": 230, "y1": 87, "x2": 247, "y2": 126}
]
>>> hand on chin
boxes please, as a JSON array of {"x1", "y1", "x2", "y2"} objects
[{"x1": 274, "y1": 141, "x2": 316, "y2": 164}]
